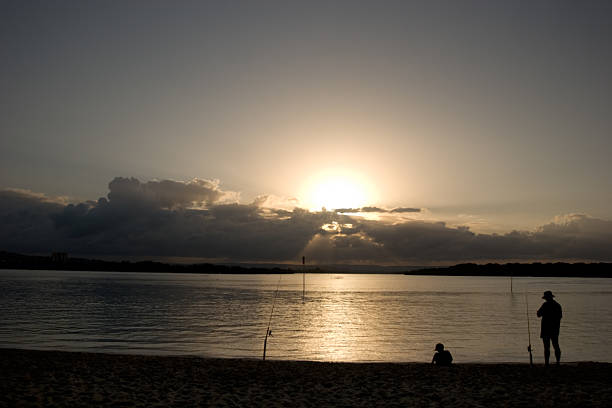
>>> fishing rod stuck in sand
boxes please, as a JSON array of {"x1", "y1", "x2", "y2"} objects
[
  {"x1": 262, "y1": 273, "x2": 282, "y2": 361},
  {"x1": 526, "y1": 292, "x2": 533, "y2": 367}
]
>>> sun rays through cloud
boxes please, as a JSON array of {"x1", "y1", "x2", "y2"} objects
[{"x1": 2, "y1": 176, "x2": 612, "y2": 265}]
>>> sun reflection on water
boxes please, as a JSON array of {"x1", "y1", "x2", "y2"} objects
[{"x1": 3, "y1": 271, "x2": 612, "y2": 363}]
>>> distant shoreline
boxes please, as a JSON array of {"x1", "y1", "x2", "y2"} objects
[
  {"x1": 2, "y1": 348, "x2": 611, "y2": 407},
  {"x1": 405, "y1": 262, "x2": 612, "y2": 278},
  {"x1": 1, "y1": 251, "x2": 611, "y2": 277}
]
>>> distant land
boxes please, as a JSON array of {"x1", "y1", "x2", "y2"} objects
[
  {"x1": 0, "y1": 251, "x2": 422, "y2": 274},
  {"x1": 1, "y1": 251, "x2": 611, "y2": 277},
  {"x1": 0, "y1": 251, "x2": 295, "y2": 274},
  {"x1": 406, "y1": 262, "x2": 612, "y2": 278}
]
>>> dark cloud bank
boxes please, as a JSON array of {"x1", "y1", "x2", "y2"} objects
[
  {"x1": 335, "y1": 207, "x2": 421, "y2": 214},
  {"x1": 2, "y1": 177, "x2": 612, "y2": 264}
]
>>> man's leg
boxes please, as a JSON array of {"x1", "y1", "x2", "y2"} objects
[
  {"x1": 551, "y1": 336, "x2": 561, "y2": 364},
  {"x1": 542, "y1": 336, "x2": 551, "y2": 365}
]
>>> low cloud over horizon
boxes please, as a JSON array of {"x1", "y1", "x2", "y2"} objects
[
  {"x1": 335, "y1": 207, "x2": 421, "y2": 214},
  {"x1": 2, "y1": 177, "x2": 612, "y2": 264}
]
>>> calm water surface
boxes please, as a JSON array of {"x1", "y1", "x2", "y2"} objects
[{"x1": 1, "y1": 270, "x2": 611, "y2": 363}]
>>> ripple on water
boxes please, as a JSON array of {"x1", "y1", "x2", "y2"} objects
[{"x1": 1, "y1": 270, "x2": 611, "y2": 362}]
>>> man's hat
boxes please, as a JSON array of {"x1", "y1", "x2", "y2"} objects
[
  {"x1": 542, "y1": 290, "x2": 555, "y2": 299},
  {"x1": 435, "y1": 343, "x2": 444, "y2": 351}
]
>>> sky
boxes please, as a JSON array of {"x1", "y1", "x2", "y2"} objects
[{"x1": 1, "y1": 1, "x2": 612, "y2": 265}]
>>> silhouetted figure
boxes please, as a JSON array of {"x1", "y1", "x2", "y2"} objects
[
  {"x1": 537, "y1": 290, "x2": 562, "y2": 365},
  {"x1": 432, "y1": 343, "x2": 453, "y2": 365}
]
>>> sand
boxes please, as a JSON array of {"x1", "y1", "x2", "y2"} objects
[{"x1": 1, "y1": 349, "x2": 611, "y2": 407}]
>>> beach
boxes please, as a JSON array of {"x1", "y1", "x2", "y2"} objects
[{"x1": 1, "y1": 349, "x2": 611, "y2": 407}]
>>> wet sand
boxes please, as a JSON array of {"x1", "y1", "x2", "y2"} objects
[{"x1": 2, "y1": 348, "x2": 611, "y2": 407}]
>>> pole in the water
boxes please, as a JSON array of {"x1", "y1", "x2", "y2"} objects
[
  {"x1": 526, "y1": 292, "x2": 533, "y2": 367},
  {"x1": 510, "y1": 275, "x2": 513, "y2": 293},
  {"x1": 302, "y1": 255, "x2": 305, "y2": 302}
]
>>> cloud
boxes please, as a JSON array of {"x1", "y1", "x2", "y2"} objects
[
  {"x1": 0, "y1": 188, "x2": 69, "y2": 207},
  {"x1": 0, "y1": 178, "x2": 331, "y2": 260},
  {"x1": 303, "y1": 232, "x2": 388, "y2": 264},
  {"x1": 337, "y1": 214, "x2": 612, "y2": 262},
  {"x1": 360, "y1": 206, "x2": 387, "y2": 213},
  {"x1": 251, "y1": 194, "x2": 300, "y2": 210},
  {"x1": 1, "y1": 178, "x2": 612, "y2": 264},
  {"x1": 0, "y1": 189, "x2": 67, "y2": 253},
  {"x1": 389, "y1": 207, "x2": 421, "y2": 213},
  {"x1": 334, "y1": 208, "x2": 361, "y2": 213},
  {"x1": 334, "y1": 206, "x2": 421, "y2": 214},
  {"x1": 107, "y1": 177, "x2": 237, "y2": 209}
]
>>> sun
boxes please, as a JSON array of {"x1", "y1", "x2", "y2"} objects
[{"x1": 303, "y1": 170, "x2": 374, "y2": 211}]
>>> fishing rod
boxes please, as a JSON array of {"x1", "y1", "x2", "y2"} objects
[
  {"x1": 525, "y1": 292, "x2": 533, "y2": 367},
  {"x1": 302, "y1": 255, "x2": 306, "y2": 303},
  {"x1": 262, "y1": 273, "x2": 282, "y2": 361}
]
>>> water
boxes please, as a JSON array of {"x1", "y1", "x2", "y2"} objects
[{"x1": 1, "y1": 270, "x2": 611, "y2": 363}]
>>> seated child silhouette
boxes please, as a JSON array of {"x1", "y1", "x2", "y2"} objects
[{"x1": 432, "y1": 343, "x2": 453, "y2": 366}]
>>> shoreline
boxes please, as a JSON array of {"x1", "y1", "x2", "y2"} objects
[
  {"x1": 3, "y1": 267, "x2": 612, "y2": 278},
  {"x1": 3, "y1": 251, "x2": 612, "y2": 277},
  {"x1": 3, "y1": 348, "x2": 612, "y2": 407}
]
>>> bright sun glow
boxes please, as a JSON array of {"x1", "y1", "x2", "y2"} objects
[{"x1": 303, "y1": 171, "x2": 375, "y2": 211}]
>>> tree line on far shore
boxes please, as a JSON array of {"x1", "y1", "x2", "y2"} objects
[
  {"x1": 406, "y1": 262, "x2": 612, "y2": 277},
  {"x1": 1, "y1": 251, "x2": 611, "y2": 277},
  {"x1": 0, "y1": 251, "x2": 293, "y2": 274}
]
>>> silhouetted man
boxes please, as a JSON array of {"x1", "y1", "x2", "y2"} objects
[
  {"x1": 432, "y1": 343, "x2": 453, "y2": 366},
  {"x1": 537, "y1": 290, "x2": 562, "y2": 365}
]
